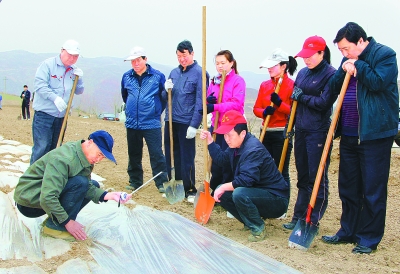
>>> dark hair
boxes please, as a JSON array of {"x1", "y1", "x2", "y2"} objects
[
  {"x1": 177, "y1": 40, "x2": 193, "y2": 54},
  {"x1": 318, "y1": 45, "x2": 331, "y2": 64},
  {"x1": 233, "y1": 123, "x2": 248, "y2": 134},
  {"x1": 216, "y1": 50, "x2": 238, "y2": 74},
  {"x1": 23, "y1": 85, "x2": 28, "y2": 88},
  {"x1": 333, "y1": 22, "x2": 367, "y2": 44},
  {"x1": 280, "y1": 56, "x2": 298, "y2": 76}
]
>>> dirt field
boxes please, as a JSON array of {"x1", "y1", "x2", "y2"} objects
[{"x1": 1, "y1": 99, "x2": 400, "y2": 273}]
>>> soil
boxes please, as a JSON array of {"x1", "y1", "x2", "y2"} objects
[{"x1": 1, "y1": 100, "x2": 400, "y2": 273}]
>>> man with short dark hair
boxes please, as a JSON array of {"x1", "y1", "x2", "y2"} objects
[
  {"x1": 200, "y1": 110, "x2": 289, "y2": 242},
  {"x1": 20, "y1": 85, "x2": 31, "y2": 120},
  {"x1": 163, "y1": 40, "x2": 209, "y2": 202},
  {"x1": 14, "y1": 130, "x2": 130, "y2": 241},
  {"x1": 322, "y1": 22, "x2": 399, "y2": 254},
  {"x1": 122, "y1": 46, "x2": 169, "y2": 193}
]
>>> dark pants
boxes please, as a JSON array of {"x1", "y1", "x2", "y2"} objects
[
  {"x1": 30, "y1": 111, "x2": 64, "y2": 165},
  {"x1": 335, "y1": 135, "x2": 392, "y2": 249},
  {"x1": 126, "y1": 128, "x2": 168, "y2": 188},
  {"x1": 17, "y1": 177, "x2": 99, "y2": 231},
  {"x1": 164, "y1": 122, "x2": 196, "y2": 193},
  {"x1": 219, "y1": 187, "x2": 288, "y2": 234},
  {"x1": 261, "y1": 130, "x2": 292, "y2": 186},
  {"x1": 209, "y1": 130, "x2": 233, "y2": 191},
  {"x1": 22, "y1": 101, "x2": 30, "y2": 119},
  {"x1": 292, "y1": 130, "x2": 330, "y2": 225}
]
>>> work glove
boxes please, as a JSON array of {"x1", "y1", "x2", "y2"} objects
[
  {"x1": 73, "y1": 67, "x2": 83, "y2": 77},
  {"x1": 165, "y1": 79, "x2": 174, "y2": 91},
  {"x1": 54, "y1": 96, "x2": 67, "y2": 112},
  {"x1": 206, "y1": 92, "x2": 217, "y2": 104},
  {"x1": 263, "y1": 106, "x2": 275, "y2": 118},
  {"x1": 186, "y1": 126, "x2": 197, "y2": 139},
  {"x1": 270, "y1": 92, "x2": 282, "y2": 107},
  {"x1": 291, "y1": 86, "x2": 304, "y2": 101},
  {"x1": 198, "y1": 104, "x2": 214, "y2": 115}
]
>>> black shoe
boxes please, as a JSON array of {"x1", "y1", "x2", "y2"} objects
[
  {"x1": 321, "y1": 235, "x2": 353, "y2": 245},
  {"x1": 282, "y1": 221, "x2": 296, "y2": 230},
  {"x1": 185, "y1": 190, "x2": 197, "y2": 198},
  {"x1": 352, "y1": 244, "x2": 374, "y2": 254}
]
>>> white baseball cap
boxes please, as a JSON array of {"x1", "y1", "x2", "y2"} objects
[
  {"x1": 124, "y1": 46, "x2": 146, "y2": 61},
  {"x1": 62, "y1": 40, "x2": 80, "y2": 55},
  {"x1": 260, "y1": 48, "x2": 289, "y2": 69}
]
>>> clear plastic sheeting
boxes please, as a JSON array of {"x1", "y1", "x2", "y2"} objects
[
  {"x1": 78, "y1": 202, "x2": 301, "y2": 274},
  {"x1": 56, "y1": 258, "x2": 101, "y2": 274},
  {"x1": 0, "y1": 265, "x2": 47, "y2": 274}
]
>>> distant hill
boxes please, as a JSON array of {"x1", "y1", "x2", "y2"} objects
[{"x1": 0, "y1": 50, "x2": 267, "y2": 114}]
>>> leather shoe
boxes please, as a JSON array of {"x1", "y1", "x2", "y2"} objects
[
  {"x1": 321, "y1": 235, "x2": 353, "y2": 245},
  {"x1": 352, "y1": 245, "x2": 374, "y2": 254}
]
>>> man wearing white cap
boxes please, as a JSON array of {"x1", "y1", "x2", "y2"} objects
[
  {"x1": 121, "y1": 46, "x2": 169, "y2": 193},
  {"x1": 30, "y1": 39, "x2": 84, "y2": 165}
]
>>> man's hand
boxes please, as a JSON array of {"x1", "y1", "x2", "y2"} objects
[
  {"x1": 65, "y1": 219, "x2": 87, "y2": 241},
  {"x1": 186, "y1": 126, "x2": 197, "y2": 139},
  {"x1": 165, "y1": 79, "x2": 174, "y2": 91},
  {"x1": 199, "y1": 130, "x2": 213, "y2": 144},
  {"x1": 342, "y1": 59, "x2": 357, "y2": 76},
  {"x1": 54, "y1": 96, "x2": 67, "y2": 112},
  {"x1": 104, "y1": 191, "x2": 133, "y2": 203},
  {"x1": 213, "y1": 183, "x2": 234, "y2": 202},
  {"x1": 73, "y1": 67, "x2": 83, "y2": 77},
  {"x1": 263, "y1": 106, "x2": 275, "y2": 117}
]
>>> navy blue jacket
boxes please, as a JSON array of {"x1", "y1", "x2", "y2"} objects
[
  {"x1": 208, "y1": 133, "x2": 289, "y2": 198},
  {"x1": 162, "y1": 61, "x2": 209, "y2": 128},
  {"x1": 121, "y1": 64, "x2": 166, "y2": 130},
  {"x1": 329, "y1": 37, "x2": 399, "y2": 141},
  {"x1": 295, "y1": 60, "x2": 336, "y2": 131}
]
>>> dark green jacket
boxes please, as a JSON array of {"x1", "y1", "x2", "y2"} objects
[
  {"x1": 330, "y1": 37, "x2": 399, "y2": 141},
  {"x1": 14, "y1": 140, "x2": 106, "y2": 225}
]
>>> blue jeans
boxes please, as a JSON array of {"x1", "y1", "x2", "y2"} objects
[
  {"x1": 164, "y1": 122, "x2": 197, "y2": 193},
  {"x1": 336, "y1": 135, "x2": 393, "y2": 249},
  {"x1": 126, "y1": 128, "x2": 168, "y2": 188},
  {"x1": 219, "y1": 187, "x2": 288, "y2": 234},
  {"x1": 31, "y1": 111, "x2": 64, "y2": 165},
  {"x1": 292, "y1": 130, "x2": 330, "y2": 225},
  {"x1": 17, "y1": 177, "x2": 99, "y2": 231}
]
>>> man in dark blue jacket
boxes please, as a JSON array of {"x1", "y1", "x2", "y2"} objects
[
  {"x1": 121, "y1": 46, "x2": 168, "y2": 193},
  {"x1": 163, "y1": 40, "x2": 209, "y2": 201},
  {"x1": 20, "y1": 84, "x2": 31, "y2": 120},
  {"x1": 200, "y1": 110, "x2": 289, "y2": 242},
  {"x1": 322, "y1": 22, "x2": 399, "y2": 254}
]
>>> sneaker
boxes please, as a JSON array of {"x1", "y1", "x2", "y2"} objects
[
  {"x1": 43, "y1": 226, "x2": 75, "y2": 241},
  {"x1": 158, "y1": 186, "x2": 165, "y2": 193},
  {"x1": 185, "y1": 190, "x2": 197, "y2": 203},
  {"x1": 282, "y1": 221, "x2": 297, "y2": 230},
  {"x1": 248, "y1": 228, "x2": 266, "y2": 242},
  {"x1": 226, "y1": 211, "x2": 235, "y2": 218},
  {"x1": 125, "y1": 185, "x2": 135, "y2": 191}
]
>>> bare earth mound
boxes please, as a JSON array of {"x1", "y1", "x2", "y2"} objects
[{"x1": 1, "y1": 100, "x2": 400, "y2": 273}]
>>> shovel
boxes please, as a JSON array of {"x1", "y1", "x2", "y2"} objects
[
  {"x1": 56, "y1": 76, "x2": 79, "y2": 147},
  {"x1": 288, "y1": 73, "x2": 351, "y2": 250},
  {"x1": 194, "y1": 6, "x2": 215, "y2": 224},
  {"x1": 163, "y1": 88, "x2": 185, "y2": 204},
  {"x1": 278, "y1": 101, "x2": 297, "y2": 172},
  {"x1": 259, "y1": 73, "x2": 284, "y2": 142}
]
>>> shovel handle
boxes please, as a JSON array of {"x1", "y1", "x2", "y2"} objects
[
  {"x1": 307, "y1": 73, "x2": 351, "y2": 221},
  {"x1": 167, "y1": 87, "x2": 175, "y2": 179},
  {"x1": 212, "y1": 70, "x2": 227, "y2": 141},
  {"x1": 57, "y1": 76, "x2": 79, "y2": 147},
  {"x1": 202, "y1": 6, "x2": 209, "y2": 181},
  {"x1": 131, "y1": 171, "x2": 163, "y2": 194},
  {"x1": 259, "y1": 73, "x2": 284, "y2": 142},
  {"x1": 278, "y1": 100, "x2": 297, "y2": 172}
]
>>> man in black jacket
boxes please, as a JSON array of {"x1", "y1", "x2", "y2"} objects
[
  {"x1": 200, "y1": 110, "x2": 289, "y2": 242},
  {"x1": 20, "y1": 85, "x2": 31, "y2": 120}
]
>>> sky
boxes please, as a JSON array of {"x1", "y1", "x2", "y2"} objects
[{"x1": 1, "y1": 0, "x2": 400, "y2": 76}]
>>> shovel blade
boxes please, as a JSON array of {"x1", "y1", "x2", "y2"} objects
[
  {"x1": 288, "y1": 219, "x2": 319, "y2": 250},
  {"x1": 194, "y1": 181, "x2": 215, "y2": 224},
  {"x1": 163, "y1": 179, "x2": 185, "y2": 205},
  {"x1": 193, "y1": 183, "x2": 205, "y2": 208}
]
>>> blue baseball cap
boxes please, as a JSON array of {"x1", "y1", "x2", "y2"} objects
[{"x1": 89, "y1": 130, "x2": 117, "y2": 164}]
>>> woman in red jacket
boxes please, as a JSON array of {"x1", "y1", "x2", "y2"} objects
[{"x1": 253, "y1": 48, "x2": 297, "y2": 187}]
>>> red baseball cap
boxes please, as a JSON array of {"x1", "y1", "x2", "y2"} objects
[
  {"x1": 295, "y1": 36, "x2": 326, "y2": 58},
  {"x1": 214, "y1": 110, "x2": 247, "y2": 134}
]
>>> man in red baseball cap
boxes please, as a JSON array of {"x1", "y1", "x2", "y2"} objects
[{"x1": 200, "y1": 110, "x2": 289, "y2": 242}]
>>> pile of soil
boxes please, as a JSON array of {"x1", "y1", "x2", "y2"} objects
[{"x1": 1, "y1": 100, "x2": 400, "y2": 273}]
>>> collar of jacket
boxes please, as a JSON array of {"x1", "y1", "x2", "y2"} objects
[
  {"x1": 358, "y1": 37, "x2": 375, "y2": 61},
  {"x1": 310, "y1": 59, "x2": 328, "y2": 72},
  {"x1": 179, "y1": 60, "x2": 198, "y2": 72},
  {"x1": 131, "y1": 64, "x2": 151, "y2": 78},
  {"x1": 234, "y1": 132, "x2": 251, "y2": 156}
]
